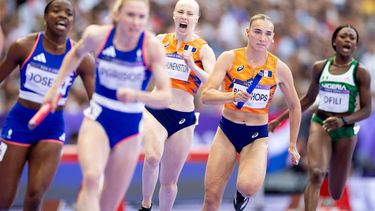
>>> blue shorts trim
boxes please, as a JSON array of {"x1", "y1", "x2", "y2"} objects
[
  {"x1": 145, "y1": 107, "x2": 196, "y2": 138},
  {"x1": 85, "y1": 102, "x2": 143, "y2": 149},
  {"x1": 219, "y1": 116, "x2": 268, "y2": 153},
  {"x1": 1, "y1": 102, "x2": 65, "y2": 145}
]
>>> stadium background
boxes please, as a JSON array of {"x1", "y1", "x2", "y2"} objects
[{"x1": 1, "y1": 0, "x2": 375, "y2": 210}]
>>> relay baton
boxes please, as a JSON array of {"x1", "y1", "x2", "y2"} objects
[
  {"x1": 236, "y1": 71, "x2": 264, "y2": 109},
  {"x1": 28, "y1": 95, "x2": 61, "y2": 130}
]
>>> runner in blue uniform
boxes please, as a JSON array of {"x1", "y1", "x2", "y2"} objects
[
  {"x1": 0, "y1": 0, "x2": 94, "y2": 210},
  {"x1": 44, "y1": 0, "x2": 171, "y2": 210}
]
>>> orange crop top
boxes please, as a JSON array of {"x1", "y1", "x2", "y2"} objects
[
  {"x1": 223, "y1": 48, "x2": 278, "y2": 114},
  {"x1": 162, "y1": 33, "x2": 207, "y2": 95}
]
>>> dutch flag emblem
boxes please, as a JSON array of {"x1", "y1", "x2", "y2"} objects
[
  {"x1": 260, "y1": 70, "x2": 272, "y2": 77},
  {"x1": 184, "y1": 45, "x2": 197, "y2": 53}
]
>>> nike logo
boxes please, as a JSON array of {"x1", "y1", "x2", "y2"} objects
[
  {"x1": 251, "y1": 132, "x2": 259, "y2": 139},
  {"x1": 179, "y1": 118, "x2": 186, "y2": 125}
]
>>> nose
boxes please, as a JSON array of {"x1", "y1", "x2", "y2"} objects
[{"x1": 57, "y1": 11, "x2": 68, "y2": 19}]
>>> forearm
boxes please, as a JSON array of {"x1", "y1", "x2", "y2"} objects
[
  {"x1": 201, "y1": 88, "x2": 234, "y2": 105},
  {"x1": 51, "y1": 50, "x2": 83, "y2": 91},
  {"x1": 191, "y1": 65, "x2": 209, "y2": 82},
  {"x1": 288, "y1": 104, "x2": 302, "y2": 147},
  {"x1": 137, "y1": 89, "x2": 171, "y2": 109},
  {"x1": 344, "y1": 107, "x2": 371, "y2": 124}
]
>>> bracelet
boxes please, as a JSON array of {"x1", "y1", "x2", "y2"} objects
[{"x1": 341, "y1": 117, "x2": 349, "y2": 125}]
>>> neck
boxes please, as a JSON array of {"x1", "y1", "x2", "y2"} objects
[
  {"x1": 333, "y1": 55, "x2": 353, "y2": 67},
  {"x1": 43, "y1": 32, "x2": 66, "y2": 50},
  {"x1": 114, "y1": 33, "x2": 139, "y2": 51},
  {"x1": 175, "y1": 32, "x2": 194, "y2": 42}
]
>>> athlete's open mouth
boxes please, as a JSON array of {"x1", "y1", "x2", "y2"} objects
[
  {"x1": 179, "y1": 23, "x2": 188, "y2": 29},
  {"x1": 342, "y1": 44, "x2": 351, "y2": 50}
]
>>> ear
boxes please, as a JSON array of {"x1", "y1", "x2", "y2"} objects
[
  {"x1": 112, "y1": 10, "x2": 120, "y2": 22},
  {"x1": 245, "y1": 28, "x2": 250, "y2": 36}
]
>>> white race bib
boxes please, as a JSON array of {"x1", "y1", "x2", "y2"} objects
[
  {"x1": 233, "y1": 79, "x2": 270, "y2": 109},
  {"x1": 98, "y1": 59, "x2": 145, "y2": 90},
  {"x1": 318, "y1": 87, "x2": 350, "y2": 112},
  {"x1": 24, "y1": 64, "x2": 57, "y2": 95},
  {"x1": 166, "y1": 54, "x2": 190, "y2": 81}
]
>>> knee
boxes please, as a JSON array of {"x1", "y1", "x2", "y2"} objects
[
  {"x1": 309, "y1": 168, "x2": 326, "y2": 186},
  {"x1": 204, "y1": 192, "x2": 220, "y2": 210},
  {"x1": 237, "y1": 181, "x2": 261, "y2": 197},
  {"x1": 82, "y1": 171, "x2": 102, "y2": 191},
  {"x1": 160, "y1": 182, "x2": 177, "y2": 193},
  {"x1": 144, "y1": 154, "x2": 161, "y2": 169},
  {"x1": 25, "y1": 187, "x2": 46, "y2": 206}
]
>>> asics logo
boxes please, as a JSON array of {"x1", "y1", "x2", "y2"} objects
[
  {"x1": 179, "y1": 118, "x2": 186, "y2": 125},
  {"x1": 251, "y1": 132, "x2": 259, "y2": 139}
]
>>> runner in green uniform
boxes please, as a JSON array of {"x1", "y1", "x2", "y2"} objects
[{"x1": 269, "y1": 24, "x2": 371, "y2": 211}]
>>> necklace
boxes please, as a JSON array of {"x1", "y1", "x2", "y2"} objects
[
  {"x1": 43, "y1": 34, "x2": 66, "y2": 49},
  {"x1": 333, "y1": 57, "x2": 353, "y2": 67}
]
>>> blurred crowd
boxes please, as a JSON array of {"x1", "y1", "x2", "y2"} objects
[{"x1": 1, "y1": 0, "x2": 375, "y2": 173}]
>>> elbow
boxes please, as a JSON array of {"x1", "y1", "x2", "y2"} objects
[{"x1": 200, "y1": 89, "x2": 210, "y2": 104}]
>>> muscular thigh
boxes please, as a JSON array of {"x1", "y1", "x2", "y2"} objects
[
  {"x1": 159, "y1": 125, "x2": 194, "y2": 182},
  {"x1": 238, "y1": 138, "x2": 268, "y2": 183},
  {"x1": 0, "y1": 141, "x2": 28, "y2": 193},
  {"x1": 27, "y1": 141, "x2": 63, "y2": 188},
  {"x1": 306, "y1": 122, "x2": 331, "y2": 170},
  {"x1": 77, "y1": 118, "x2": 110, "y2": 173},
  {"x1": 142, "y1": 111, "x2": 168, "y2": 157},
  {"x1": 329, "y1": 136, "x2": 356, "y2": 178},
  {"x1": 205, "y1": 128, "x2": 237, "y2": 190}
]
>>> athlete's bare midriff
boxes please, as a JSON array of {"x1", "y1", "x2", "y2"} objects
[
  {"x1": 18, "y1": 98, "x2": 64, "y2": 111},
  {"x1": 222, "y1": 108, "x2": 268, "y2": 126},
  {"x1": 168, "y1": 88, "x2": 195, "y2": 112}
]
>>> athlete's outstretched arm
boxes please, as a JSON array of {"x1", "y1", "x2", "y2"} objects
[
  {"x1": 276, "y1": 60, "x2": 302, "y2": 165},
  {"x1": 44, "y1": 25, "x2": 107, "y2": 109},
  {"x1": 269, "y1": 60, "x2": 324, "y2": 132}
]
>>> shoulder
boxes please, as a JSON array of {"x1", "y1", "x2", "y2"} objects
[
  {"x1": 82, "y1": 25, "x2": 112, "y2": 42},
  {"x1": 8, "y1": 33, "x2": 39, "y2": 60},
  {"x1": 156, "y1": 33, "x2": 168, "y2": 42},
  {"x1": 312, "y1": 59, "x2": 328, "y2": 71},
  {"x1": 145, "y1": 32, "x2": 162, "y2": 47},
  {"x1": 15, "y1": 33, "x2": 39, "y2": 48},
  {"x1": 356, "y1": 62, "x2": 371, "y2": 81},
  {"x1": 219, "y1": 50, "x2": 235, "y2": 60}
]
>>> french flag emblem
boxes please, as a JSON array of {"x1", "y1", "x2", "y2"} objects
[
  {"x1": 260, "y1": 70, "x2": 272, "y2": 77},
  {"x1": 184, "y1": 45, "x2": 197, "y2": 53}
]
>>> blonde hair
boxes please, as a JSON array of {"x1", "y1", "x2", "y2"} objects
[
  {"x1": 112, "y1": 0, "x2": 149, "y2": 13},
  {"x1": 249, "y1": 14, "x2": 272, "y2": 27}
]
